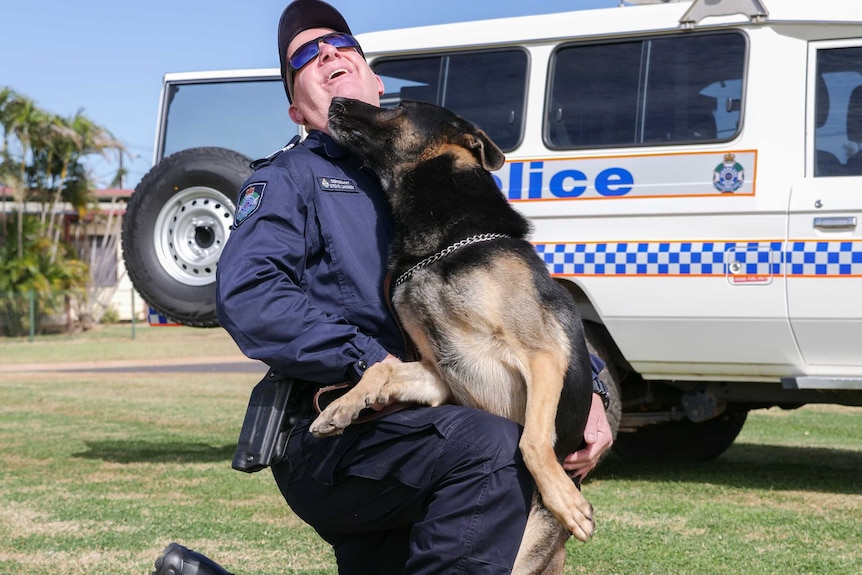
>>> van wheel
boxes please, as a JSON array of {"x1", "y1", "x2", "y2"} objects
[
  {"x1": 122, "y1": 147, "x2": 250, "y2": 327},
  {"x1": 613, "y1": 410, "x2": 748, "y2": 462},
  {"x1": 584, "y1": 321, "x2": 622, "y2": 442}
]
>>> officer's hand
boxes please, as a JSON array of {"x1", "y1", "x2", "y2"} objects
[{"x1": 562, "y1": 393, "x2": 613, "y2": 482}]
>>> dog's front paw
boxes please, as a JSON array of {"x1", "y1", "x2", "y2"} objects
[
  {"x1": 567, "y1": 499, "x2": 596, "y2": 543},
  {"x1": 308, "y1": 363, "x2": 402, "y2": 437},
  {"x1": 545, "y1": 483, "x2": 595, "y2": 543},
  {"x1": 308, "y1": 415, "x2": 345, "y2": 437},
  {"x1": 308, "y1": 397, "x2": 366, "y2": 437},
  {"x1": 308, "y1": 409, "x2": 354, "y2": 437}
]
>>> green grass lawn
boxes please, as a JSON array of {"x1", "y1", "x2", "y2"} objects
[
  {"x1": 0, "y1": 326, "x2": 860, "y2": 574},
  {"x1": 0, "y1": 324, "x2": 245, "y2": 365}
]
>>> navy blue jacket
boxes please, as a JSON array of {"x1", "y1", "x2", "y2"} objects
[{"x1": 216, "y1": 131, "x2": 406, "y2": 385}]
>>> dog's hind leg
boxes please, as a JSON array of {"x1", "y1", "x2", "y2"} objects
[
  {"x1": 512, "y1": 497, "x2": 570, "y2": 575},
  {"x1": 309, "y1": 361, "x2": 451, "y2": 437}
]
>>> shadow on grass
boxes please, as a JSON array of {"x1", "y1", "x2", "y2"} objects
[
  {"x1": 75, "y1": 440, "x2": 862, "y2": 494},
  {"x1": 74, "y1": 440, "x2": 236, "y2": 464},
  {"x1": 592, "y1": 443, "x2": 862, "y2": 495}
]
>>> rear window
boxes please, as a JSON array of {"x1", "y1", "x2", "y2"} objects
[
  {"x1": 546, "y1": 32, "x2": 747, "y2": 149},
  {"x1": 372, "y1": 49, "x2": 529, "y2": 152},
  {"x1": 160, "y1": 78, "x2": 299, "y2": 162}
]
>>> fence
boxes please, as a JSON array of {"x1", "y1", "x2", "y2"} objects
[{"x1": 0, "y1": 289, "x2": 138, "y2": 340}]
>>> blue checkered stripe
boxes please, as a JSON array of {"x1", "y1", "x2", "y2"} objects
[
  {"x1": 785, "y1": 240, "x2": 862, "y2": 276},
  {"x1": 535, "y1": 240, "x2": 862, "y2": 277}
]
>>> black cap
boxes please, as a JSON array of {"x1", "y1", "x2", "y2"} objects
[{"x1": 278, "y1": 0, "x2": 353, "y2": 102}]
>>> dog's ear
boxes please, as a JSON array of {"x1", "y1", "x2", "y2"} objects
[{"x1": 461, "y1": 129, "x2": 506, "y2": 172}]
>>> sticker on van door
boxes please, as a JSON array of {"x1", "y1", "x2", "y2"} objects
[{"x1": 713, "y1": 153, "x2": 746, "y2": 193}]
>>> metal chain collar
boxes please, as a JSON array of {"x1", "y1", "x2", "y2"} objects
[{"x1": 394, "y1": 233, "x2": 510, "y2": 287}]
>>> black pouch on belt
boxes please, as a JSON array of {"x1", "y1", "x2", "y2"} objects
[{"x1": 232, "y1": 370, "x2": 309, "y2": 473}]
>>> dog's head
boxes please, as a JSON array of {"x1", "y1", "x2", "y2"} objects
[{"x1": 328, "y1": 97, "x2": 505, "y2": 191}]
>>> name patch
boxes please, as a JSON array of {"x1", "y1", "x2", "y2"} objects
[{"x1": 318, "y1": 176, "x2": 358, "y2": 192}]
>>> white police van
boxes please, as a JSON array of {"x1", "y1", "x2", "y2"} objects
[{"x1": 122, "y1": 0, "x2": 862, "y2": 460}]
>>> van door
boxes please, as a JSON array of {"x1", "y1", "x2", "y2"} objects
[{"x1": 787, "y1": 40, "x2": 862, "y2": 367}]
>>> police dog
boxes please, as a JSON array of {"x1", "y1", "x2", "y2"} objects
[{"x1": 311, "y1": 97, "x2": 595, "y2": 574}]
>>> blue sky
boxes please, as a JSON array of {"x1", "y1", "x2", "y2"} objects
[{"x1": 1, "y1": 0, "x2": 617, "y2": 188}]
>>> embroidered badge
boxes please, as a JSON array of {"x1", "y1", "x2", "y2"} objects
[
  {"x1": 318, "y1": 176, "x2": 358, "y2": 192},
  {"x1": 235, "y1": 182, "x2": 266, "y2": 226},
  {"x1": 713, "y1": 153, "x2": 745, "y2": 193}
]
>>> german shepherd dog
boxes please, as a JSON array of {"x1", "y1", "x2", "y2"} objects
[{"x1": 311, "y1": 97, "x2": 595, "y2": 574}]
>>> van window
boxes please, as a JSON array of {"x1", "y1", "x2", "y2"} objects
[
  {"x1": 815, "y1": 46, "x2": 862, "y2": 177},
  {"x1": 372, "y1": 49, "x2": 529, "y2": 151},
  {"x1": 161, "y1": 79, "x2": 298, "y2": 162},
  {"x1": 546, "y1": 32, "x2": 746, "y2": 149}
]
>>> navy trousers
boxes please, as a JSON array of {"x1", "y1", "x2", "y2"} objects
[{"x1": 272, "y1": 404, "x2": 535, "y2": 575}]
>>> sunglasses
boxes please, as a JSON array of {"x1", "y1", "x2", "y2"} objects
[{"x1": 288, "y1": 32, "x2": 363, "y2": 72}]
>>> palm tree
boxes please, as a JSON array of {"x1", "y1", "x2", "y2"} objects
[
  {"x1": 0, "y1": 87, "x2": 20, "y2": 241},
  {"x1": 5, "y1": 93, "x2": 44, "y2": 259},
  {"x1": 41, "y1": 112, "x2": 85, "y2": 250},
  {"x1": 0, "y1": 86, "x2": 18, "y2": 155}
]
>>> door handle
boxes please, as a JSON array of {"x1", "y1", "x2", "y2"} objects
[{"x1": 813, "y1": 216, "x2": 857, "y2": 229}]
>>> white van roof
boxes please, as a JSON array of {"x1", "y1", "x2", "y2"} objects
[
  {"x1": 357, "y1": 0, "x2": 862, "y2": 55},
  {"x1": 162, "y1": 0, "x2": 862, "y2": 85}
]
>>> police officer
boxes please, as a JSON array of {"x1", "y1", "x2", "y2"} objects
[{"x1": 153, "y1": 1, "x2": 612, "y2": 574}]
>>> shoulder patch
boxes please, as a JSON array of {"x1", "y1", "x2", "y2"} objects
[
  {"x1": 234, "y1": 182, "x2": 266, "y2": 226},
  {"x1": 317, "y1": 176, "x2": 358, "y2": 193}
]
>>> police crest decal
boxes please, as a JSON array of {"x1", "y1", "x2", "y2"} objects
[{"x1": 713, "y1": 153, "x2": 745, "y2": 193}]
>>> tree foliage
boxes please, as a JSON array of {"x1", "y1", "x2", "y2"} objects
[{"x1": 0, "y1": 86, "x2": 129, "y2": 332}]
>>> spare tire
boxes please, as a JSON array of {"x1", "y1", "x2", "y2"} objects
[{"x1": 122, "y1": 147, "x2": 251, "y2": 327}]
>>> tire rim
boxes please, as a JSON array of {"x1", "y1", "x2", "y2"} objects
[{"x1": 153, "y1": 186, "x2": 235, "y2": 286}]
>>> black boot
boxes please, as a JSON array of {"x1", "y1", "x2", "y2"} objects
[{"x1": 152, "y1": 542, "x2": 236, "y2": 575}]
